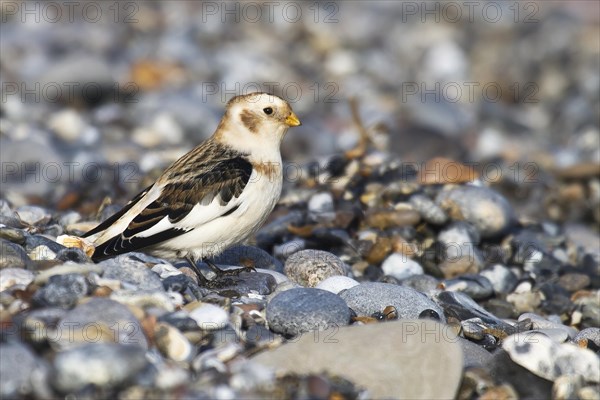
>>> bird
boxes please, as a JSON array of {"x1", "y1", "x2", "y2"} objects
[{"x1": 82, "y1": 92, "x2": 301, "y2": 283}]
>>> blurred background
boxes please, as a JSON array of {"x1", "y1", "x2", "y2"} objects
[{"x1": 1, "y1": 0, "x2": 599, "y2": 226}]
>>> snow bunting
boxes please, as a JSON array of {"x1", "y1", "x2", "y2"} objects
[{"x1": 83, "y1": 92, "x2": 301, "y2": 277}]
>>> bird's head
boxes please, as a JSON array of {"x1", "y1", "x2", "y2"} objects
[{"x1": 215, "y1": 92, "x2": 301, "y2": 158}]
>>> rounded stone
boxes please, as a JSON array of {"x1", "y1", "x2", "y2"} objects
[
  {"x1": 100, "y1": 256, "x2": 164, "y2": 291},
  {"x1": 442, "y1": 274, "x2": 494, "y2": 300},
  {"x1": 573, "y1": 328, "x2": 600, "y2": 349},
  {"x1": 381, "y1": 253, "x2": 424, "y2": 280},
  {"x1": 266, "y1": 288, "x2": 351, "y2": 336},
  {"x1": 308, "y1": 192, "x2": 335, "y2": 221},
  {"x1": 212, "y1": 245, "x2": 283, "y2": 272},
  {"x1": 436, "y1": 185, "x2": 515, "y2": 238},
  {"x1": 437, "y1": 222, "x2": 484, "y2": 277},
  {"x1": 188, "y1": 303, "x2": 229, "y2": 331},
  {"x1": 0, "y1": 342, "x2": 40, "y2": 398},
  {"x1": 0, "y1": 268, "x2": 35, "y2": 291},
  {"x1": 33, "y1": 273, "x2": 88, "y2": 308},
  {"x1": 480, "y1": 264, "x2": 518, "y2": 294},
  {"x1": 316, "y1": 276, "x2": 360, "y2": 294},
  {"x1": 284, "y1": 249, "x2": 346, "y2": 287},
  {"x1": 53, "y1": 343, "x2": 147, "y2": 392},
  {"x1": 0, "y1": 238, "x2": 31, "y2": 269},
  {"x1": 340, "y1": 282, "x2": 445, "y2": 322},
  {"x1": 53, "y1": 297, "x2": 148, "y2": 350},
  {"x1": 410, "y1": 194, "x2": 448, "y2": 225},
  {"x1": 502, "y1": 333, "x2": 600, "y2": 383}
]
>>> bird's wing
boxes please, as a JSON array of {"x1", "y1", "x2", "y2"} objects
[
  {"x1": 89, "y1": 156, "x2": 253, "y2": 260},
  {"x1": 81, "y1": 184, "x2": 154, "y2": 238}
]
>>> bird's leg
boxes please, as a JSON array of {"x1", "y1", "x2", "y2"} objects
[
  {"x1": 185, "y1": 256, "x2": 211, "y2": 286},
  {"x1": 205, "y1": 259, "x2": 256, "y2": 277}
]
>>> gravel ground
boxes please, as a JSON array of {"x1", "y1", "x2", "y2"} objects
[{"x1": 1, "y1": 2, "x2": 599, "y2": 399}]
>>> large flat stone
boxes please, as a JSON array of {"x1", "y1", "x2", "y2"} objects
[{"x1": 253, "y1": 320, "x2": 463, "y2": 399}]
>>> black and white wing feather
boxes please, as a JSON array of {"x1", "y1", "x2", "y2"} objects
[{"x1": 85, "y1": 143, "x2": 253, "y2": 261}]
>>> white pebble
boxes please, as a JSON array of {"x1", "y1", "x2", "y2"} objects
[
  {"x1": 381, "y1": 253, "x2": 424, "y2": 280},
  {"x1": 255, "y1": 268, "x2": 289, "y2": 284},
  {"x1": 0, "y1": 268, "x2": 35, "y2": 291},
  {"x1": 316, "y1": 276, "x2": 359, "y2": 294},
  {"x1": 188, "y1": 303, "x2": 229, "y2": 330}
]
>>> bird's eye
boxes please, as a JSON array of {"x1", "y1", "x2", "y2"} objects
[{"x1": 263, "y1": 107, "x2": 273, "y2": 115}]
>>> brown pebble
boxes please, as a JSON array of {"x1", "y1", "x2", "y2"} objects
[
  {"x1": 554, "y1": 162, "x2": 600, "y2": 179},
  {"x1": 383, "y1": 306, "x2": 398, "y2": 320},
  {"x1": 439, "y1": 257, "x2": 480, "y2": 278},
  {"x1": 365, "y1": 236, "x2": 392, "y2": 264},
  {"x1": 93, "y1": 286, "x2": 113, "y2": 297},
  {"x1": 559, "y1": 273, "x2": 591, "y2": 292},
  {"x1": 479, "y1": 384, "x2": 518, "y2": 400},
  {"x1": 418, "y1": 157, "x2": 479, "y2": 185},
  {"x1": 365, "y1": 209, "x2": 420, "y2": 230}
]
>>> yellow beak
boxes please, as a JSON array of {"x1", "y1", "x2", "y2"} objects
[{"x1": 285, "y1": 112, "x2": 302, "y2": 127}]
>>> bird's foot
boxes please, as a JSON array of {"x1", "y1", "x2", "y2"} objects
[
  {"x1": 185, "y1": 257, "x2": 254, "y2": 288},
  {"x1": 205, "y1": 260, "x2": 256, "y2": 277}
]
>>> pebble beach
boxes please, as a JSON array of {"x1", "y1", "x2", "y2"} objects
[{"x1": 1, "y1": 2, "x2": 599, "y2": 399}]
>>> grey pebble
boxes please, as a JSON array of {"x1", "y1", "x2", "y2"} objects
[
  {"x1": 24, "y1": 234, "x2": 66, "y2": 254},
  {"x1": 0, "y1": 238, "x2": 32, "y2": 269},
  {"x1": 212, "y1": 245, "x2": 283, "y2": 272},
  {"x1": 0, "y1": 342, "x2": 40, "y2": 398},
  {"x1": 284, "y1": 249, "x2": 346, "y2": 287},
  {"x1": 101, "y1": 255, "x2": 164, "y2": 291},
  {"x1": 53, "y1": 297, "x2": 148, "y2": 350},
  {"x1": 410, "y1": 194, "x2": 448, "y2": 225},
  {"x1": 436, "y1": 291, "x2": 513, "y2": 332},
  {"x1": 33, "y1": 273, "x2": 88, "y2": 308},
  {"x1": 15, "y1": 205, "x2": 51, "y2": 225},
  {"x1": 340, "y1": 282, "x2": 445, "y2": 322},
  {"x1": 573, "y1": 328, "x2": 600, "y2": 349},
  {"x1": 256, "y1": 210, "x2": 304, "y2": 248},
  {"x1": 53, "y1": 343, "x2": 147, "y2": 392},
  {"x1": 212, "y1": 271, "x2": 277, "y2": 297},
  {"x1": 443, "y1": 274, "x2": 494, "y2": 300},
  {"x1": 458, "y1": 337, "x2": 493, "y2": 369},
  {"x1": 158, "y1": 311, "x2": 200, "y2": 332},
  {"x1": 266, "y1": 287, "x2": 351, "y2": 336},
  {"x1": 15, "y1": 307, "x2": 67, "y2": 344},
  {"x1": 436, "y1": 185, "x2": 515, "y2": 238},
  {"x1": 0, "y1": 200, "x2": 14, "y2": 217},
  {"x1": 437, "y1": 222, "x2": 484, "y2": 276},
  {"x1": 55, "y1": 247, "x2": 91, "y2": 264},
  {"x1": 480, "y1": 264, "x2": 518, "y2": 294},
  {"x1": 399, "y1": 274, "x2": 440, "y2": 294},
  {"x1": 162, "y1": 274, "x2": 206, "y2": 302},
  {"x1": 518, "y1": 312, "x2": 578, "y2": 339},
  {"x1": 0, "y1": 227, "x2": 27, "y2": 244},
  {"x1": 0, "y1": 267, "x2": 35, "y2": 291}
]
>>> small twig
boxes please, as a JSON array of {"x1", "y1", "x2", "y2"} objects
[{"x1": 344, "y1": 97, "x2": 370, "y2": 160}]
